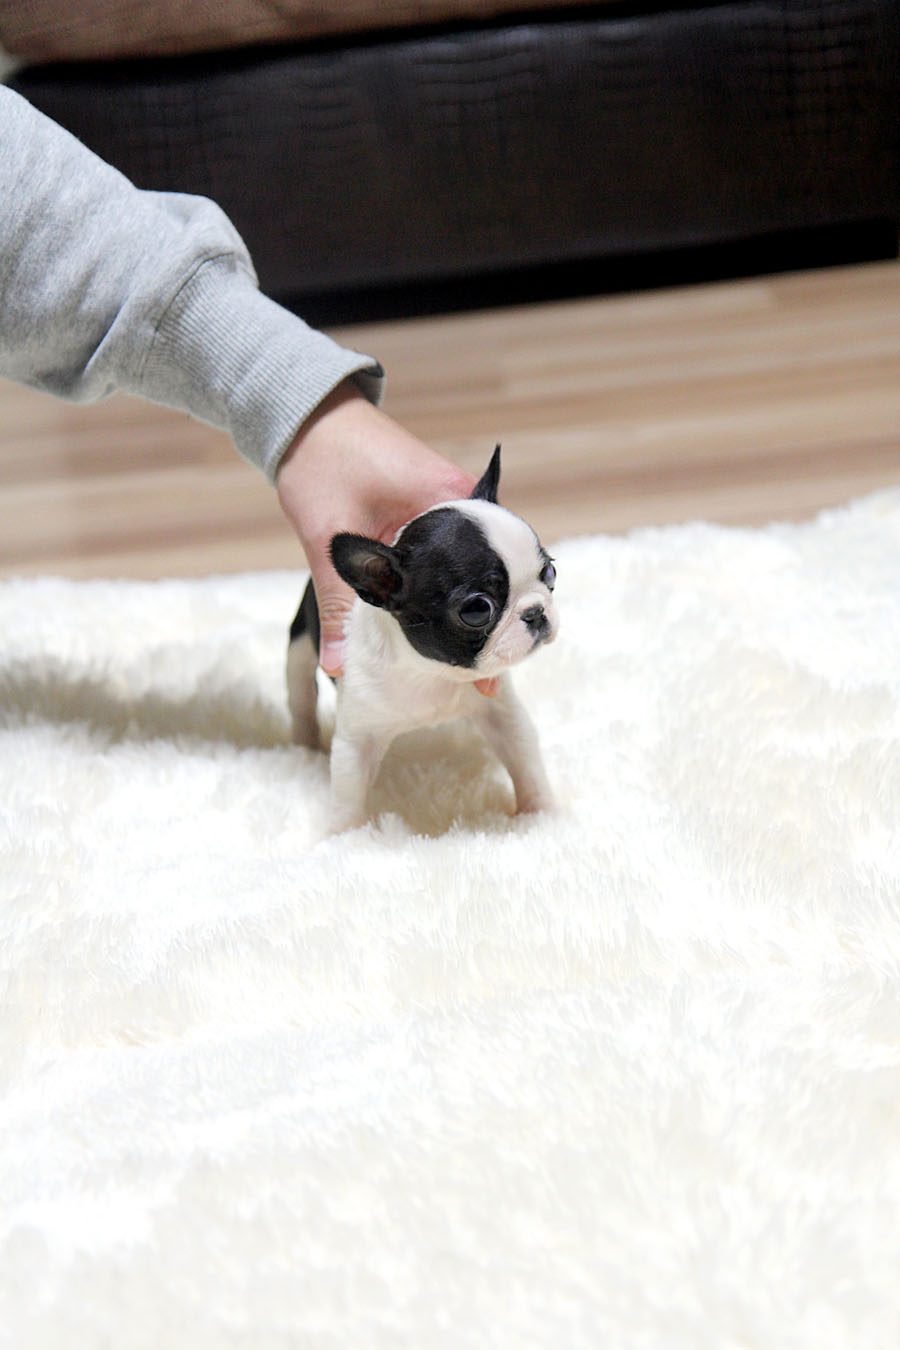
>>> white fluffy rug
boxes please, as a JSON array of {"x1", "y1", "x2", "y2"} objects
[{"x1": 3, "y1": 491, "x2": 900, "y2": 1348}]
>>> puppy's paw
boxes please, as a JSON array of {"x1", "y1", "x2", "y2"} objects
[
  {"x1": 326, "y1": 807, "x2": 369, "y2": 836},
  {"x1": 514, "y1": 787, "x2": 557, "y2": 816},
  {"x1": 326, "y1": 782, "x2": 371, "y2": 836},
  {"x1": 290, "y1": 714, "x2": 322, "y2": 751}
]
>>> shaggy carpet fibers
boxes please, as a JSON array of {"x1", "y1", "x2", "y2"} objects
[{"x1": 2, "y1": 490, "x2": 900, "y2": 1347}]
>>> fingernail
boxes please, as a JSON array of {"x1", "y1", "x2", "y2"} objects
[{"x1": 320, "y1": 641, "x2": 344, "y2": 677}]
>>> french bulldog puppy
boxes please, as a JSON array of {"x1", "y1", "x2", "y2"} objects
[{"x1": 287, "y1": 446, "x2": 558, "y2": 833}]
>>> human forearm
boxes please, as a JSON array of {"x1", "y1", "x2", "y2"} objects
[{"x1": 0, "y1": 85, "x2": 382, "y2": 478}]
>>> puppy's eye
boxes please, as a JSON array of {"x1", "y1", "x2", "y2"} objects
[
  {"x1": 458, "y1": 594, "x2": 496, "y2": 628},
  {"x1": 540, "y1": 559, "x2": 557, "y2": 590}
]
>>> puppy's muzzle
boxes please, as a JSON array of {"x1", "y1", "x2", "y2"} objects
[{"x1": 521, "y1": 603, "x2": 551, "y2": 644}]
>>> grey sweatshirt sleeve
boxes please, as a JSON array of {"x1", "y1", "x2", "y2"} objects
[{"x1": 0, "y1": 85, "x2": 384, "y2": 481}]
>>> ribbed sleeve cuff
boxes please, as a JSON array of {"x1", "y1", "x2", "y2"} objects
[{"x1": 137, "y1": 255, "x2": 384, "y2": 481}]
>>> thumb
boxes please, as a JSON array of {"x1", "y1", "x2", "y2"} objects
[{"x1": 310, "y1": 574, "x2": 356, "y2": 678}]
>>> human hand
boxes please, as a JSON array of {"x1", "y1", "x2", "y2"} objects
[{"x1": 276, "y1": 382, "x2": 475, "y2": 678}]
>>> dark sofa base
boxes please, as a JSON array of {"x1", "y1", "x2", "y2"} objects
[
  {"x1": 290, "y1": 218, "x2": 899, "y2": 325},
  {"x1": 12, "y1": 0, "x2": 900, "y2": 305}
]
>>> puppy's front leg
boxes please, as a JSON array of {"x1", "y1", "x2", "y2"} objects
[
  {"x1": 472, "y1": 678, "x2": 555, "y2": 814},
  {"x1": 328, "y1": 730, "x2": 389, "y2": 833}
]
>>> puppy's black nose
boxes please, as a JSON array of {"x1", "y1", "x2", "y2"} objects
[{"x1": 521, "y1": 604, "x2": 548, "y2": 634}]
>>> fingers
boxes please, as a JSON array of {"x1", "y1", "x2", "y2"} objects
[{"x1": 309, "y1": 574, "x2": 353, "y2": 677}]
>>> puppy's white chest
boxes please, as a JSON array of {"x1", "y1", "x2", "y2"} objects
[
  {"x1": 341, "y1": 665, "x2": 469, "y2": 739},
  {"x1": 395, "y1": 677, "x2": 468, "y2": 730}
]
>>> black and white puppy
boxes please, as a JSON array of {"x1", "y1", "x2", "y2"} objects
[{"x1": 287, "y1": 446, "x2": 559, "y2": 833}]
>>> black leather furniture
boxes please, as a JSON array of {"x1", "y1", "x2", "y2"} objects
[{"x1": 9, "y1": 0, "x2": 900, "y2": 312}]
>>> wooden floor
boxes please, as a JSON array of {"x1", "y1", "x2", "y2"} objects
[{"x1": 2, "y1": 257, "x2": 900, "y2": 580}]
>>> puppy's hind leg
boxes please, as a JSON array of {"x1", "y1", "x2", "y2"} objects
[
  {"x1": 287, "y1": 635, "x2": 320, "y2": 748},
  {"x1": 287, "y1": 579, "x2": 322, "y2": 750}
]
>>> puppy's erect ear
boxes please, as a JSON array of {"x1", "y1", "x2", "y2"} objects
[
  {"x1": 330, "y1": 533, "x2": 405, "y2": 610},
  {"x1": 471, "y1": 444, "x2": 501, "y2": 504}
]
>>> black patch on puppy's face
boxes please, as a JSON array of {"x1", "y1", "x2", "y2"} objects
[{"x1": 393, "y1": 509, "x2": 509, "y2": 667}]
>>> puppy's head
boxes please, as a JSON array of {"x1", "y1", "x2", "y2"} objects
[{"x1": 330, "y1": 446, "x2": 558, "y2": 677}]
